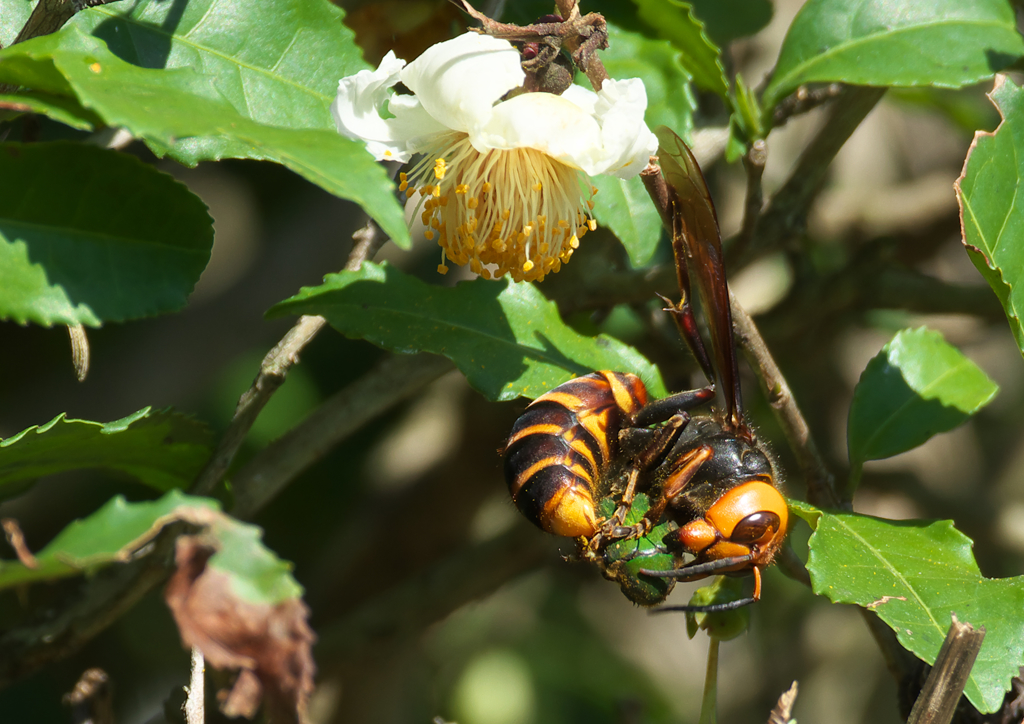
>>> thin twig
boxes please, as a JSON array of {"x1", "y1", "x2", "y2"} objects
[
  {"x1": 907, "y1": 615, "x2": 986, "y2": 724},
  {"x1": 731, "y1": 139, "x2": 767, "y2": 262},
  {"x1": 232, "y1": 353, "x2": 455, "y2": 519},
  {"x1": 67, "y1": 324, "x2": 90, "y2": 382},
  {"x1": 190, "y1": 221, "x2": 385, "y2": 497},
  {"x1": 185, "y1": 648, "x2": 205, "y2": 724},
  {"x1": 729, "y1": 292, "x2": 842, "y2": 509},
  {"x1": 745, "y1": 86, "x2": 887, "y2": 262},
  {"x1": 767, "y1": 681, "x2": 798, "y2": 724},
  {"x1": 770, "y1": 83, "x2": 845, "y2": 129}
]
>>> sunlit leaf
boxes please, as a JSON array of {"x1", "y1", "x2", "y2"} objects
[
  {"x1": 268, "y1": 262, "x2": 668, "y2": 402},
  {"x1": 0, "y1": 491, "x2": 302, "y2": 606},
  {"x1": 847, "y1": 327, "x2": 997, "y2": 475},
  {"x1": 0, "y1": 141, "x2": 213, "y2": 327},
  {"x1": 957, "y1": 76, "x2": 1024, "y2": 358},
  {"x1": 0, "y1": 15, "x2": 410, "y2": 248},
  {"x1": 803, "y1": 506, "x2": 1024, "y2": 714},
  {"x1": 763, "y1": 0, "x2": 1024, "y2": 113},
  {"x1": 631, "y1": 0, "x2": 727, "y2": 99},
  {"x1": 0, "y1": 408, "x2": 213, "y2": 503}
]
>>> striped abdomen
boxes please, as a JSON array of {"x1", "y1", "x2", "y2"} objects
[{"x1": 504, "y1": 372, "x2": 649, "y2": 537}]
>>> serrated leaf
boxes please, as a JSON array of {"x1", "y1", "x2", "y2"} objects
[
  {"x1": 0, "y1": 490, "x2": 303, "y2": 605},
  {"x1": 0, "y1": 408, "x2": 213, "y2": 503},
  {"x1": 592, "y1": 21, "x2": 695, "y2": 266},
  {"x1": 806, "y1": 509, "x2": 1024, "y2": 713},
  {"x1": 0, "y1": 141, "x2": 213, "y2": 326},
  {"x1": 632, "y1": 0, "x2": 728, "y2": 100},
  {"x1": 0, "y1": 16, "x2": 410, "y2": 247},
  {"x1": 763, "y1": 0, "x2": 1024, "y2": 113},
  {"x1": 268, "y1": 262, "x2": 667, "y2": 402},
  {"x1": 957, "y1": 76, "x2": 1024, "y2": 358},
  {"x1": 847, "y1": 328, "x2": 998, "y2": 474}
]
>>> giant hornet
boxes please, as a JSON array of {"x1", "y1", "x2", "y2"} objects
[{"x1": 504, "y1": 127, "x2": 789, "y2": 611}]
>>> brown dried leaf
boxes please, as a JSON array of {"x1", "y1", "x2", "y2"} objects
[{"x1": 165, "y1": 534, "x2": 315, "y2": 724}]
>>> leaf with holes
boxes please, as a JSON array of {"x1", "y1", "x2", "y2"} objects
[
  {"x1": 957, "y1": 76, "x2": 1024, "y2": 359},
  {"x1": 0, "y1": 408, "x2": 213, "y2": 503},
  {"x1": 794, "y1": 504, "x2": 1024, "y2": 714},
  {"x1": 763, "y1": 0, "x2": 1024, "y2": 113},
  {"x1": 268, "y1": 262, "x2": 667, "y2": 402},
  {"x1": 0, "y1": 142, "x2": 213, "y2": 327}
]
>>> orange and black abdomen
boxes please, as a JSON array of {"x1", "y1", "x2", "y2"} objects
[{"x1": 504, "y1": 372, "x2": 649, "y2": 538}]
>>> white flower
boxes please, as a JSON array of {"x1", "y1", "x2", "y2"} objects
[{"x1": 332, "y1": 32, "x2": 658, "y2": 282}]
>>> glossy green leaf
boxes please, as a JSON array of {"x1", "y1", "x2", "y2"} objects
[
  {"x1": 0, "y1": 15, "x2": 409, "y2": 247},
  {"x1": 0, "y1": 490, "x2": 302, "y2": 604},
  {"x1": 847, "y1": 327, "x2": 997, "y2": 474},
  {"x1": 592, "y1": 21, "x2": 695, "y2": 267},
  {"x1": 268, "y1": 262, "x2": 668, "y2": 402},
  {"x1": 632, "y1": 0, "x2": 728, "y2": 99},
  {"x1": 0, "y1": 141, "x2": 213, "y2": 327},
  {"x1": 763, "y1": 0, "x2": 1024, "y2": 113},
  {"x1": 689, "y1": 0, "x2": 772, "y2": 45},
  {"x1": 957, "y1": 77, "x2": 1024, "y2": 358},
  {"x1": 0, "y1": 0, "x2": 32, "y2": 48},
  {"x1": 805, "y1": 508, "x2": 1024, "y2": 713},
  {"x1": 0, "y1": 89, "x2": 99, "y2": 129},
  {"x1": 0, "y1": 408, "x2": 213, "y2": 503},
  {"x1": 599, "y1": 494, "x2": 677, "y2": 606}
]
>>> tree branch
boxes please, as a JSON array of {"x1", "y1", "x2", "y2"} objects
[
  {"x1": 190, "y1": 221, "x2": 386, "y2": 497},
  {"x1": 744, "y1": 86, "x2": 887, "y2": 262},
  {"x1": 231, "y1": 352, "x2": 455, "y2": 519},
  {"x1": 730, "y1": 292, "x2": 842, "y2": 509}
]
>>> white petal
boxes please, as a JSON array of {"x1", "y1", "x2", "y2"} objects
[
  {"x1": 474, "y1": 92, "x2": 604, "y2": 172},
  {"x1": 331, "y1": 51, "x2": 446, "y2": 162},
  {"x1": 400, "y1": 32, "x2": 524, "y2": 134},
  {"x1": 591, "y1": 78, "x2": 659, "y2": 178}
]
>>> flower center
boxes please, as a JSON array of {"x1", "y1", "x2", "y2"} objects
[{"x1": 399, "y1": 132, "x2": 597, "y2": 282}]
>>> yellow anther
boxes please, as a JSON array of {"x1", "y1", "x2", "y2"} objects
[
  {"x1": 569, "y1": 235, "x2": 579, "y2": 249},
  {"x1": 425, "y1": 230, "x2": 435, "y2": 241},
  {"x1": 467, "y1": 197, "x2": 479, "y2": 209},
  {"x1": 591, "y1": 186, "x2": 599, "y2": 195},
  {"x1": 432, "y1": 185, "x2": 441, "y2": 198},
  {"x1": 482, "y1": 182, "x2": 492, "y2": 193},
  {"x1": 437, "y1": 263, "x2": 449, "y2": 275},
  {"x1": 421, "y1": 211, "x2": 431, "y2": 226},
  {"x1": 523, "y1": 260, "x2": 535, "y2": 272},
  {"x1": 558, "y1": 219, "x2": 570, "y2": 228},
  {"x1": 502, "y1": 209, "x2": 511, "y2": 220},
  {"x1": 533, "y1": 181, "x2": 543, "y2": 192},
  {"x1": 433, "y1": 158, "x2": 447, "y2": 180},
  {"x1": 399, "y1": 180, "x2": 409, "y2": 192},
  {"x1": 440, "y1": 195, "x2": 449, "y2": 206},
  {"x1": 540, "y1": 242, "x2": 550, "y2": 254},
  {"x1": 587, "y1": 219, "x2": 597, "y2": 231},
  {"x1": 456, "y1": 184, "x2": 469, "y2": 194},
  {"x1": 516, "y1": 232, "x2": 526, "y2": 243},
  {"x1": 431, "y1": 218, "x2": 441, "y2": 229},
  {"x1": 482, "y1": 268, "x2": 492, "y2": 280},
  {"x1": 587, "y1": 199, "x2": 595, "y2": 210}
]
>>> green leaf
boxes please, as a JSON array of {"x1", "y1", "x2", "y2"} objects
[
  {"x1": 599, "y1": 494, "x2": 677, "y2": 606},
  {"x1": 593, "y1": 21, "x2": 696, "y2": 266},
  {"x1": 0, "y1": 19, "x2": 410, "y2": 248},
  {"x1": 0, "y1": 90, "x2": 100, "y2": 129},
  {"x1": 0, "y1": 0, "x2": 32, "y2": 48},
  {"x1": 631, "y1": 0, "x2": 728, "y2": 100},
  {"x1": 0, "y1": 141, "x2": 214, "y2": 326},
  {"x1": 957, "y1": 77, "x2": 1024, "y2": 358},
  {"x1": 268, "y1": 262, "x2": 668, "y2": 402},
  {"x1": 806, "y1": 509, "x2": 1024, "y2": 713},
  {"x1": 0, "y1": 490, "x2": 302, "y2": 604},
  {"x1": 689, "y1": 0, "x2": 772, "y2": 45},
  {"x1": 763, "y1": 0, "x2": 1024, "y2": 113},
  {"x1": 0, "y1": 408, "x2": 213, "y2": 503},
  {"x1": 847, "y1": 327, "x2": 998, "y2": 474}
]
